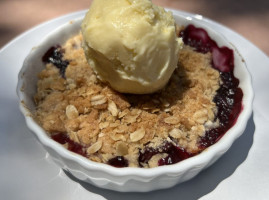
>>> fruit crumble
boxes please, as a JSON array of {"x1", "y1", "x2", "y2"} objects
[{"x1": 34, "y1": 25, "x2": 242, "y2": 168}]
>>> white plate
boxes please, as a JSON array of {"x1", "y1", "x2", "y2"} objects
[{"x1": 0, "y1": 9, "x2": 268, "y2": 200}]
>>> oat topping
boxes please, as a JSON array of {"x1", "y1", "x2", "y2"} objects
[{"x1": 34, "y1": 33, "x2": 221, "y2": 168}]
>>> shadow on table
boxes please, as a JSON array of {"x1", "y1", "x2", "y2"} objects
[{"x1": 64, "y1": 114, "x2": 255, "y2": 200}]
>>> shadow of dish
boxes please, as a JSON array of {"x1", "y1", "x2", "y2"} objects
[{"x1": 64, "y1": 114, "x2": 255, "y2": 200}]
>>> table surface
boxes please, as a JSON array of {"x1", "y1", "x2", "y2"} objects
[{"x1": 0, "y1": 0, "x2": 269, "y2": 56}]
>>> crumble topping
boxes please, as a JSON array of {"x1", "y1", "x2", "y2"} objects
[{"x1": 34, "y1": 33, "x2": 220, "y2": 168}]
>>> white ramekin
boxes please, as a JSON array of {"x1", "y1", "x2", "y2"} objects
[{"x1": 17, "y1": 12, "x2": 253, "y2": 192}]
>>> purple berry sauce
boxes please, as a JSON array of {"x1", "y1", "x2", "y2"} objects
[
  {"x1": 51, "y1": 132, "x2": 87, "y2": 157},
  {"x1": 139, "y1": 142, "x2": 192, "y2": 166},
  {"x1": 42, "y1": 45, "x2": 69, "y2": 78},
  {"x1": 180, "y1": 24, "x2": 235, "y2": 72},
  {"x1": 199, "y1": 72, "x2": 243, "y2": 148},
  {"x1": 179, "y1": 25, "x2": 243, "y2": 149}
]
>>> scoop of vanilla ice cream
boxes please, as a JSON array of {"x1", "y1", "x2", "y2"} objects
[{"x1": 81, "y1": 0, "x2": 183, "y2": 94}]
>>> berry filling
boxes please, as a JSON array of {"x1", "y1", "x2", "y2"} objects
[
  {"x1": 138, "y1": 25, "x2": 243, "y2": 166},
  {"x1": 51, "y1": 132, "x2": 87, "y2": 157},
  {"x1": 42, "y1": 45, "x2": 69, "y2": 78},
  {"x1": 46, "y1": 24, "x2": 243, "y2": 168},
  {"x1": 108, "y1": 156, "x2": 129, "y2": 168},
  {"x1": 139, "y1": 142, "x2": 192, "y2": 166},
  {"x1": 180, "y1": 25, "x2": 234, "y2": 72},
  {"x1": 199, "y1": 72, "x2": 243, "y2": 148}
]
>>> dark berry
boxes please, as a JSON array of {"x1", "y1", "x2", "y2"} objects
[
  {"x1": 158, "y1": 143, "x2": 191, "y2": 166},
  {"x1": 180, "y1": 25, "x2": 217, "y2": 54},
  {"x1": 212, "y1": 46, "x2": 234, "y2": 72},
  {"x1": 199, "y1": 72, "x2": 243, "y2": 149},
  {"x1": 139, "y1": 142, "x2": 193, "y2": 166},
  {"x1": 42, "y1": 45, "x2": 69, "y2": 78},
  {"x1": 51, "y1": 132, "x2": 69, "y2": 144},
  {"x1": 180, "y1": 25, "x2": 234, "y2": 72},
  {"x1": 108, "y1": 156, "x2": 129, "y2": 168},
  {"x1": 51, "y1": 132, "x2": 87, "y2": 157}
]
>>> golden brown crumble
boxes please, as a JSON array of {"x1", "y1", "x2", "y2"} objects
[{"x1": 34, "y1": 33, "x2": 220, "y2": 168}]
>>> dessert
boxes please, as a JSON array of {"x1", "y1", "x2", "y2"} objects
[
  {"x1": 33, "y1": 1, "x2": 243, "y2": 168},
  {"x1": 34, "y1": 25, "x2": 242, "y2": 168},
  {"x1": 81, "y1": 0, "x2": 182, "y2": 94}
]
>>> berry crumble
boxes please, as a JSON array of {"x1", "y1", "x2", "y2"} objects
[{"x1": 34, "y1": 25, "x2": 242, "y2": 168}]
